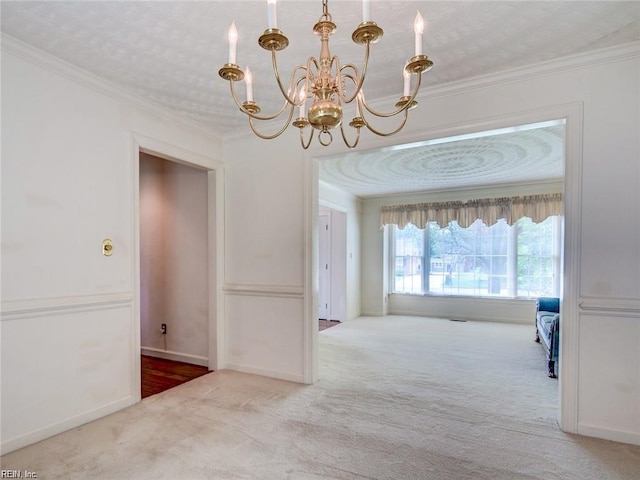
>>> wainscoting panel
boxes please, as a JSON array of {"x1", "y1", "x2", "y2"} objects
[
  {"x1": 1, "y1": 303, "x2": 135, "y2": 454},
  {"x1": 577, "y1": 307, "x2": 640, "y2": 445},
  {"x1": 224, "y1": 290, "x2": 305, "y2": 383}
]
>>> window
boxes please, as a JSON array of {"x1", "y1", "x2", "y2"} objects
[{"x1": 393, "y1": 216, "x2": 561, "y2": 298}]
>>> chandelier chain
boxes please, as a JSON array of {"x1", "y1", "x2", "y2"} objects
[{"x1": 319, "y1": 0, "x2": 333, "y2": 24}]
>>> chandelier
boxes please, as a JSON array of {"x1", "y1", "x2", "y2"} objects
[{"x1": 218, "y1": 0, "x2": 433, "y2": 149}]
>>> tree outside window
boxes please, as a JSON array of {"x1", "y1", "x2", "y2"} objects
[{"x1": 393, "y1": 216, "x2": 560, "y2": 298}]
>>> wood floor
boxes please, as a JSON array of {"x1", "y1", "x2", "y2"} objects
[
  {"x1": 142, "y1": 320, "x2": 339, "y2": 397},
  {"x1": 319, "y1": 319, "x2": 340, "y2": 331},
  {"x1": 141, "y1": 355, "x2": 210, "y2": 398}
]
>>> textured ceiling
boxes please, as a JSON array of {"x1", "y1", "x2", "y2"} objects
[
  {"x1": 319, "y1": 122, "x2": 565, "y2": 197},
  {"x1": 2, "y1": 1, "x2": 638, "y2": 197}
]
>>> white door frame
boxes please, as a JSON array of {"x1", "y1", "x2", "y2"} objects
[
  {"x1": 318, "y1": 205, "x2": 348, "y2": 322},
  {"x1": 131, "y1": 133, "x2": 225, "y2": 401},
  {"x1": 318, "y1": 213, "x2": 330, "y2": 320},
  {"x1": 309, "y1": 102, "x2": 584, "y2": 434}
]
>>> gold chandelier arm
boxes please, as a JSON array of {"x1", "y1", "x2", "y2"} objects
[
  {"x1": 362, "y1": 70, "x2": 423, "y2": 118},
  {"x1": 247, "y1": 103, "x2": 296, "y2": 140},
  {"x1": 271, "y1": 49, "x2": 295, "y2": 104},
  {"x1": 339, "y1": 122, "x2": 361, "y2": 149},
  {"x1": 230, "y1": 78, "x2": 291, "y2": 121},
  {"x1": 361, "y1": 107, "x2": 410, "y2": 137},
  {"x1": 341, "y1": 72, "x2": 359, "y2": 99},
  {"x1": 338, "y1": 40, "x2": 369, "y2": 103},
  {"x1": 301, "y1": 56, "x2": 320, "y2": 105},
  {"x1": 339, "y1": 72, "x2": 361, "y2": 112},
  {"x1": 289, "y1": 63, "x2": 314, "y2": 106},
  {"x1": 330, "y1": 55, "x2": 345, "y2": 102},
  {"x1": 271, "y1": 50, "x2": 317, "y2": 106},
  {"x1": 299, "y1": 127, "x2": 314, "y2": 150}
]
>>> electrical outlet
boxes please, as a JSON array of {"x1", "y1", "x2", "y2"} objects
[{"x1": 161, "y1": 324, "x2": 167, "y2": 335}]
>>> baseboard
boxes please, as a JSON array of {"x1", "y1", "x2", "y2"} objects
[
  {"x1": 140, "y1": 347, "x2": 208, "y2": 367},
  {"x1": 224, "y1": 362, "x2": 306, "y2": 384},
  {"x1": 578, "y1": 422, "x2": 640, "y2": 446},
  {"x1": 0, "y1": 396, "x2": 135, "y2": 455}
]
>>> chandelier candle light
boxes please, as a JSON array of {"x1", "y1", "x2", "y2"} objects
[{"x1": 218, "y1": 0, "x2": 433, "y2": 149}]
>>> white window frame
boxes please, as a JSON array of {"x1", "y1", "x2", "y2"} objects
[{"x1": 390, "y1": 216, "x2": 562, "y2": 299}]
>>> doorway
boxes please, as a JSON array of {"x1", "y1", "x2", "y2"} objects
[
  {"x1": 138, "y1": 152, "x2": 211, "y2": 396},
  {"x1": 313, "y1": 105, "x2": 582, "y2": 432},
  {"x1": 318, "y1": 207, "x2": 347, "y2": 328},
  {"x1": 141, "y1": 355, "x2": 209, "y2": 398}
]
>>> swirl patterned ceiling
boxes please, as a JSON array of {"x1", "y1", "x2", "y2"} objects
[{"x1": 318, "y1": 122, "x2": 565, "y2": 197}]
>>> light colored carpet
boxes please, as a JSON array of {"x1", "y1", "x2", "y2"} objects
[{"x1": 3, "y1": 316, "x2": 639, "y2": 479}]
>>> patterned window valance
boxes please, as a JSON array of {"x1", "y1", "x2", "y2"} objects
[{"x1": 380, "y1": 193, "x2": 563, "y2": 229}]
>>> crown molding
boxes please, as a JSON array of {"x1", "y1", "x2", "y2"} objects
[
  {"x1": 1, "y1": 33, "x2": 221, "y2": 143},
  {"x1": 5, "y1": 31, "x2": 636, "y2": 146},
  {"x1": 402, "y1": 41, "x2": 640, "y2": 104}
]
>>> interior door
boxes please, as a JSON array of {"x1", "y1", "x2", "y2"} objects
[{"x1": 318, "y1": 214, "x2": 330, "y2": 320}]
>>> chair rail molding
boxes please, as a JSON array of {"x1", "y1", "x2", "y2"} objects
[
  {"x1": 578, "y1": 296, "x2": 640, "y2": 315},
  {"x1": 223, "y1": 283, "x2": 305, "y2": 298},
  {"x1": 0, "y1": 292, "x2": 133, "y2": 320}
]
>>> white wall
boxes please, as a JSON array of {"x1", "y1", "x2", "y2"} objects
[
  {"x1": 139, "y1": 153, "x2": 209, "y2": 365},
  {"x1": 389, "y1": 295, "x2": 537, "y2": 325},
  {"x1": 0, "y1": 38, "x2": 222, "y2": 454},
  {"x1": 222, "y1": 132, "x2": 314, "y2": 383}
]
